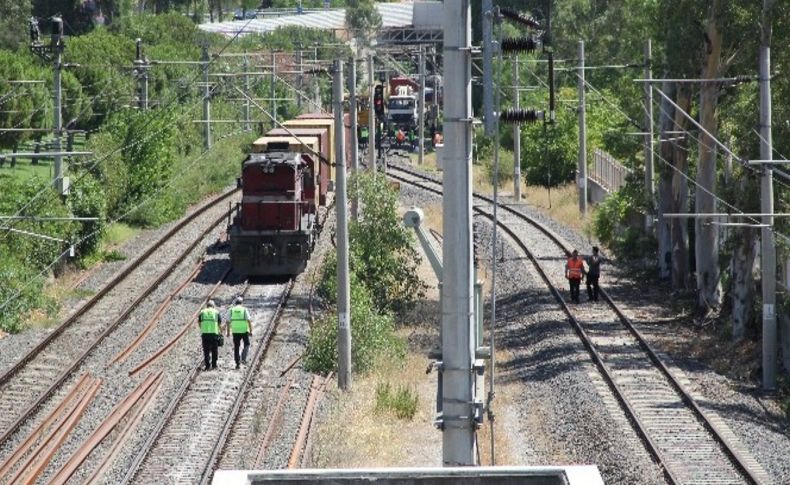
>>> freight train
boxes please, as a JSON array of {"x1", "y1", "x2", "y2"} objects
[{"x1": 228, "y1": 113, "x2": 337, "y2": 276}]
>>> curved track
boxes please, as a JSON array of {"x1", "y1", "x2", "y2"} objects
[{"x1": 387, "y1": 163, "x2": 770, "y2": 485}]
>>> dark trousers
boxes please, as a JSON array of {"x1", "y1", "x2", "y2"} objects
[
  {"x1": 232, "y1": 333, "x2": 250, "y2": 365},
  {"x1": 587, "y1": 274, "x2": 600, "y2": 301},
  {"x1": 569, "y1": 278, "x2": 581, "y2": 303},
  {"x1": 201, "y1": 334, "x2": 218, "y2": 369}
]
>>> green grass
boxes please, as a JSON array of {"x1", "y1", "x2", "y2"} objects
[
  {"x1": 0, "y1": 160, "x2": 53, "y2": 181},
  {"x1": 103, "y1": 222, "x2": 137, "y2": 247},
  {"x1": 374, "y1": 382, "x2": 419, "y2": 420}
]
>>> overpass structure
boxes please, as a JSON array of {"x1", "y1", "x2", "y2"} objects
[{"x1": 198, "y1": 1, "x2": 442, "y2": 45}]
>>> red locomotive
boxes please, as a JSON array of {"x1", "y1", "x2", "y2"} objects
[{"x1": 229, "y1": 114, "x2": 335, "y2": 276}]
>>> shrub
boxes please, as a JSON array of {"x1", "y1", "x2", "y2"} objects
[
  {"x1": 0, "y1": 253, "x2": 50, "y2": 333},
  {"x1": 374, "y1": 381, "x2": 419, "y2": 420},
  {"x1": 68, "y1": 171, "x2": 107, "y2": 256},
  {"x1": 592, "y1": 175, "x2": 655, "y2": 260}
]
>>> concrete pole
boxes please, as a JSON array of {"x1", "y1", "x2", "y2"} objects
[
  {"x1": 367, "y1": 53, "x2": 376, "y2": 171},
  {"x1": 348, "y1": 58, "x2": 359, "y2": 220},
  {"x1": 243, "y1": 53, "x2": 250, "y2": 131},
  {"x1": 202, "y1": 44, "x2": 211, "y2": 150},
  {"x1": 418, "y1": 45, "x2": 426, "y2": 165},
  {"x1": 513, "y1": 56, "x2": 521, "y2": 200},
  {"x1": 481, "y1": 0, "x2": 494, "y2": 136},
  {"x1": 271, "y1": 51, "x2": 277, "y2": 126},
  {"x1": 314, "y1": 46, "x2": 320, "y2": 109},
  {"x1": 577, "y1": 40, "x2": 587, "y2": 214},
  {"x1": 442, "y1": 0, "x2": 476, "y2": 466},
  {"x1": 333, "y1": 60, "x2": 352, "y2": 391},
  {"x1": 296, "y1": 47, "x2": 303, "y2": 112},
  {"x1": 760, "y1": 0, "x2": 777, "y2": 390},
  {"x1": 644, "y1": 39, "x2": 654, "y2": 231},
  {"x1": 136, "y1": 39, "x2": 148, "y2": 111},
  {"x1": 53, "y1": 19, "x2": 64, "y2": 194}
]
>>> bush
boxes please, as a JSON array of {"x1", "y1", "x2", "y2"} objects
[
  {"x1": 375, "y1": 382, "x2": 419, "y2": 420},
  {"x1": 592, "y1": 175, "x2": 655, "y2": 260},
  {"x1": 305, "y1": 254, "x2": 404, "y2": 374},
  {"x1": 68, "y1": 171, "x2": 107, "y2": 256},
  {"x1": 481, "y1": 148, "x2": 515, "y2": 188},
  {"x1": 0, "y1": 253, "x2": 51, "y2": 333}
]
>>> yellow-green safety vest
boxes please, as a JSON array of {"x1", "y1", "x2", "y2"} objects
[
  {"x1": 230, "y1": 306, "x2": 249, "y2": 334},
  {"x1": 199, "y1": 308, "x2": 220, "y2": 334}
]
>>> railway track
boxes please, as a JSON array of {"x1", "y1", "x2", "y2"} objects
[
  {"x1": 0, "y1": 189, "x2": 237, "y2": 477},
  {"x1": 387, "y1": 163, "x2": 770, "y2": 485},
  {"x1": 122, "y1": 280, "x2": 293, "y2": 485}
]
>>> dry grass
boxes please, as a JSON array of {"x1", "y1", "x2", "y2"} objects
[
  {"x1": 477, "y1": 348, "x2": 521, "y2": 466},
  {"x1": 522, "y1": 183, "x2": 595, "y2": 238}
]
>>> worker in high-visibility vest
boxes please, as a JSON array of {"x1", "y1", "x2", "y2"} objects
[
  {"x1": 565, "y1": 250, "x2": 586, "y2": 304},
  {"x1": 198, "y1": 300, "x2": 223, "y2": 370},
  {"x1": 226, "y1": 296, "x2": 253, "y2": 370}
]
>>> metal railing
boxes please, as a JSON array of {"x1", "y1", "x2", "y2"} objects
[{"x1": 590, "y1": 148, "x2": 630, "y2": 192}]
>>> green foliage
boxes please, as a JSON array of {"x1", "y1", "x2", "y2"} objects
[
  {"x1": 347, "y1": 172, "x2": 426, "y2": 314},
  {"x1": 521, "y1": 98, "x2": 578, "y2": 188},
  {"x1": 375, "y1": 382, "x2": 419, "y2": 420},
  {"x1": 305, "y1": 254, "x2": 405, "y2": 375},
  {"x1": 344, "y1": 0, "x2": 382, "y2": 47},
  {"x1": 0, "y1": 50, "x2": 51, "y2": 150},
  {"x1": 67, "y1": 171, "x2": 107, "y2": 256},
  {"x1": 592, "y1": 175, "x2": 655, "y2": 260},
  {"x1": 0, "y1": 0, "x2": 32, "y2": 50},
  {"x1": 0, "y1": 253, "x2": 50, "y2": 333}
]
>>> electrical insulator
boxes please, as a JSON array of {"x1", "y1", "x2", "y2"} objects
[
  {"x1": 501, "y1": 37, "x2": 538, "y2": 54},
  {"x1": 499, "y1": 7, "x2": 541, "y2": 29},
  {"x1": 499, "y1": 108, "x2": 541, "y2": 125}
]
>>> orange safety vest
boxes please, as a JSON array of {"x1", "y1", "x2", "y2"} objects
[{"x1": 567, "y1": 257, "x2": 584, "y2": 280}]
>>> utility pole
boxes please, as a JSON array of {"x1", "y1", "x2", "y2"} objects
[
  {"x1": 442, "y1": 0, "x2": 476, "y2": 466},
  {"x1": 271, "y1": 51, "x2": 277, "y2": 126},
  {"x1": 367, "y1": 53, "x2": 376, "y2": 171},
  {"x1": 135, "y1": 38, "x2": 149, "y2": 110},
  {"x1": 53, "y1": 17, "x2": 65, "y2": 195},
  {"x1": 243, "y1": 52, "x2": 250, "y2": 131},
  {"x1": 513, "y1": 55, "x2": 521, "y2": 200},
  {"x1": 333, "y1": 60, "x2": 352, "y2": 391},
  {"x1": 760, "y1": 0, "x2": 777, "y2": 390},
  {"x1": 201, "y1": 44, "x2": 211, "y2": 150},
  {"x1": 348, "y1": 58, "x2": 359, "y2": 220},
  {"x1": 577, "y1": 40, "x2": 587, "y2": 215},
  {"x1": 418, "y1": 45, "x2": 426, "y2": 165},
  {"x1": 644, "y1": 39, "x2": 654, "y2": 231},
  {"x1": 296, "y1": 46, "x2": 303, "y2": 112},
  {"x1": 481, "y1": 0, "x2": 494, "y2": 136},
  {"x1": 313, "y1": 46, "x2": 320, "y2": 109}
]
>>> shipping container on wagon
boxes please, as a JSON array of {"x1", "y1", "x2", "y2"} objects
[
  {"x1": 287, "y1": 114, "x2": 336, "y2": 184},
  {"x1": 266, "y1": 127, "x2": 330, "y2": 206}
]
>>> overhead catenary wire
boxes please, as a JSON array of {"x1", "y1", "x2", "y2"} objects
[
  {"x1": 0, "y1": 126, "x2": 251, "y2": 315},
  {"x1": 0, "y1": 14, "x2": 260, "y2": 239}
]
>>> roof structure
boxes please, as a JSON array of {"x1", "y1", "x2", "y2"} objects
[{"x1": 199, "y1": 3, "x2": 414, "y2": 36}]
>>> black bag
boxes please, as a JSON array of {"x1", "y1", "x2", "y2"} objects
[{"x1": 217, "y1": 334, "x2": 224, "y2": 347}]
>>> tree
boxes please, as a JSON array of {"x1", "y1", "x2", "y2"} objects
[
  {"x1": 344, "y1": 0, "x2": 381, "y2": 48},
  {"x1": 0, "y1": 0, "x2": 32, "y2": 51}
]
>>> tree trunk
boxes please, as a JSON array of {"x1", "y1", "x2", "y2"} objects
[
  {"x1": 731, "y1": 176, "x2": 758, "y2": 340},
  {"x1": 657, "y1": 80, "x2": 674, "y2": 279},
  {"x1": 695, "y1": 1, "x2": 724, "y2": 309},
  {"x1": 671, "y1": 82, "x2": 691, "y2": 290}
]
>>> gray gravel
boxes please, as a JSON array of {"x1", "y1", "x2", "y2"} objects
[
  {"x1": 0, "y1": 191, "x2": 239, "y2": 483},
  {"x1": 390, "y1": 159, "x2": 790, "y2": 483}
]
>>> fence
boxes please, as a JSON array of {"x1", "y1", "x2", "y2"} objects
[{"x1": 590, "y1": 148, "x2": 631, "y2": 192}]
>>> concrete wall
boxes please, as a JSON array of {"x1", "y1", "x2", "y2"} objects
[{"x1": 587, "y1": 177, "x2": 610, "y2": 205}]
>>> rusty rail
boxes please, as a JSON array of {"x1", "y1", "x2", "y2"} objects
[{"x1": 253, "y1": 378, "x2": 295, "y2": 468}]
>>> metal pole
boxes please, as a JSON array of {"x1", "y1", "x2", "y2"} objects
[
  {"x1": 271, "y1": 51, "x2": 277, "y2": 126},
  {"x1": 442, "y1": 0, "x2": 476, "y2": 466},
  {"x1": 481, "y1": 0, "x2": 494, "y2": 136},
  {"x1": 348, "y1": 58, "x2": 359, "y2": 220},
  {"x1": 418, "y1": 45, "x2": 426, "y2": 165},
  {"x1": 513, "y1": 55, "x2": 521, "y2": 200},
  {"x1": 314, "y1": 46, "x2": 320, "y2": 109},
  {"x1": 577, "y1": 40, "x2": 587, "y2": 214},
  {"x1": 244, "y1": 53, "x2": 251, "y2": 131},
  {"x1": 644, "y1": 39, "x2": 654, "y2": 231},
  {"x1": 760, "y1": 0, "x2": 777, "y2": 390},
  {"x1": 202, "y1": 44, "x2": 211, "y2": 150},
  {"x1": 135, "y1": 39, "x2": 149, "y2": 111},
  {"x1": 296, "y1": 47, "x2": 303, "y2": 112},
  {"x1": 53, "y1": 18, "x2": 65, "y2": 194},
  {"x1": 367, "y1": 53, "x2": 376, "y2": 171},
  {"x1": 333, "y1": 60, "x2": 352, "y2": 391}
]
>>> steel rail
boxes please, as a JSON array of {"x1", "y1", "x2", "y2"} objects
[
  {"x1": 198, "y1": 278, "x2": 295, "y2": 485},
  {"x1": 253, "y1": 378, "x2": 295, "y2": 468},
  {"x1": 0, "y1": 188, "x2": 238, "y2": 389},
  {"x1": 288, "y1": 375, "x2": 321, "y2": 469},
  {"x1": 385, "y1": 164, "x2": 762, "y2": 485},
  {"x1": 0, "y1": 196, "x2": 236, "y2": 448}
]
